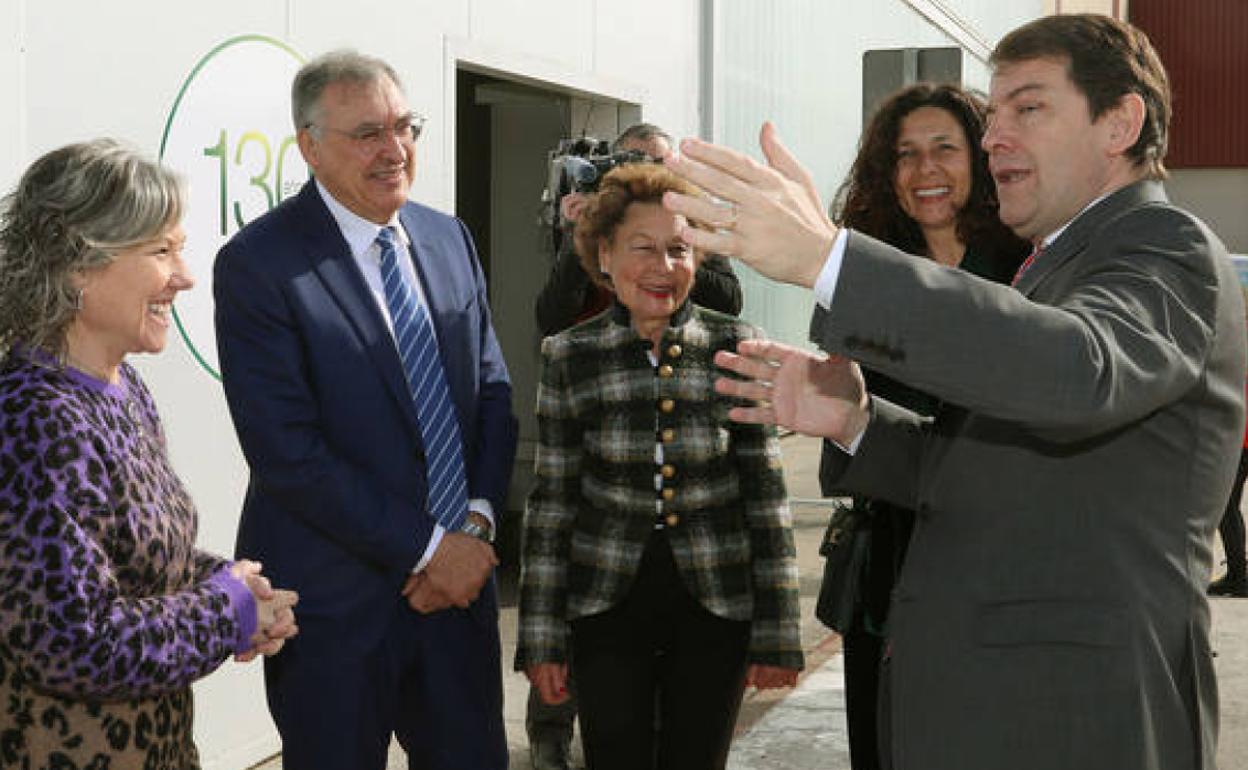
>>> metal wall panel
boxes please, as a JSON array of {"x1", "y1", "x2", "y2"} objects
[{"x1": 1132, "y1": 0, "x2": 1248, "y2": 168}]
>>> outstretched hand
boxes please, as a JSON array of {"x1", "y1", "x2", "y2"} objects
[
  {"x1": 714, "y1": 339, "x2": 869, "y2": 446},
  {"x1": 663, "y1": 122, "x2": 837, "y2": 288}
]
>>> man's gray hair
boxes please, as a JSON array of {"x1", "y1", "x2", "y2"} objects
[
  {"x1": 0, "y1": 138, "x2": 184, "y2": 360},
  {"x1": 292, "y1": 49, "x2": 404, "y2": 132}
]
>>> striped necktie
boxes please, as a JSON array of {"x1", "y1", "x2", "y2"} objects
[
  {"x1": 376, "y1": 226, "x2": 469, "y2": 531},
  {"x1": 1011, "y1": 243, "x2": 1043, "y2": 287}
]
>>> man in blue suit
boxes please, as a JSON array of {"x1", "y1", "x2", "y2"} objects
[{"x1": 215, "y1": 50, "x2": 517, "y2": 770}]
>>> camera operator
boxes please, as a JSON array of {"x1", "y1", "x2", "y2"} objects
[{"x1": 534, "y1": 123, "x2": 742, "y2": 338}]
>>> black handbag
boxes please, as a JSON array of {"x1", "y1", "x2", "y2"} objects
[{"x1": 814, "y1": 499, "x2": 872, "y2": 634}]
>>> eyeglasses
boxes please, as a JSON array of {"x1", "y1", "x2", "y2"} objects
[{"x1": 307, "y1": 112, "x2": 427, "y2": 147}]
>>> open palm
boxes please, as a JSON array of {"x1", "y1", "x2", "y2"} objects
[{"x1": 714, "y1": 339, "x2": 868, "y2": 445}]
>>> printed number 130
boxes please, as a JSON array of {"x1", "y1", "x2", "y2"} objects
[{"x1": 203, "y1": 130, "x2": 302, "y2": 236}]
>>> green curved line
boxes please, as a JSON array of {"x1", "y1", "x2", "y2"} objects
[
  {"x1": 172, "y1": 305, "x2": 221, "y2": 381},
  {"x1": 159, "y1": 34, "x2": 303, "y2": 159},
  {"x1": 159, "y1": 34, "x2": 304, "y2": 381}
]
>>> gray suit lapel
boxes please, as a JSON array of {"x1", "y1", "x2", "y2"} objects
[{"x1": 1014, "y1": 180, "x2": 1169, "y2": 297}]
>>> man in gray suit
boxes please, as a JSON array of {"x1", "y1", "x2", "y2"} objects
[{"x1": 664, "y1": 14, "x2": 1245, "y2": 770}]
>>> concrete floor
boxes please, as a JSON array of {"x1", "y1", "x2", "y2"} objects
[{"x1": 254, "y1": 433, "x2": 1248, "y2": 770}]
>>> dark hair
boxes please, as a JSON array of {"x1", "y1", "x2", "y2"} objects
[
  {"x1": 574, "y1": 163, "x2": 703, "y2": 287},
  {"x1": 991, "y1": 13, "x2": 1171, "y2": 179},
  {"x1": 832, "y1": 82, "x2": 1027, "y2": 266},
  {"x1": 612, "y1": 123, "x2": 672, "y2": 154}
]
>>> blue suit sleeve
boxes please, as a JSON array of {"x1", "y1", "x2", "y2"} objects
[
  {"x1": 214, "y1": 238, "x2": 432, "y2": 578},
  {"x1": 455, "y1": 217, "x2": 519, "y2": 515}
]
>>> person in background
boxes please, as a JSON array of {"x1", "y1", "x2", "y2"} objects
[
  {"x1": 1210, "y1": 379, "x2": 1248, "y2": 597},
  {"x1": 528, "y1": 121, "x2": 742, "y2": 770},
  {"x1": 668, "y1": 13, "x2": 1244, "y2": 770},
  {"x1": 0, "y1": 138, "x2": 297, "y2": 768},
  {"x1": 214, "y1": 50, "x2": 517, "y2": 770},
  {"x1": 517, "y1": 163, "x2": 802, "y2": 770},
  {"x1": 817, "y1": 82, "x2": 1028, "y2": 770}
]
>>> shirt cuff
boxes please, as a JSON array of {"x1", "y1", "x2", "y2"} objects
[
  {"x1": 209, "y1": 565, "x2": 257, "y2": 655},
  {"x1": 411, "y1": 500, "x2": 494, "y2": 573},
  {"x1": 469, "y1": 498, "x2": 495, "y2": 528},
  {"x1": 413, "y1": 526, "x2": 446, "y2": 573},
  {"x1": 813, "y1": 228, "x2": 850, "y2": 310},
  {"x1": 831, "y1": 427, "x2": 866, "y2": 456}
]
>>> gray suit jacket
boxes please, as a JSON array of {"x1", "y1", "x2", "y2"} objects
[{"x1": 816, "y1": 180, "x2": 1245, "y2": 770}]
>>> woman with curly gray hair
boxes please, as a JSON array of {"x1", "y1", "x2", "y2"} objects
[{"x1": 0, "y1": 139, "x2": 298, "y2": 768}]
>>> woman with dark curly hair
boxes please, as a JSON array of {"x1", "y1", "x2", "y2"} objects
[
  {"x1": 831, "y1": 83, "x2": 1027, "y2": 270},
  {"x1": 516, "y1": 162, "x2": 803, "y2": 770},
  {"x1": 817, "y1": 83, "x2": 1029, "y2": 770},
  {"x1": 0, "y1": 139, "x2": 298, "y2": 768}
]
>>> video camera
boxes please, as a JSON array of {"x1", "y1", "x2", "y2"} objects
[{"x1": 542, "y1": 137, "x2": 654, "y2": 251}]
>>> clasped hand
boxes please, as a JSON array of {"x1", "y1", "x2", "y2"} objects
[
  {"x1": 401, "y1": 529, "x2": 498, "y2": 613},
  {"x1": 229, "y1": 559, "x2": 299, "y2": 663}
]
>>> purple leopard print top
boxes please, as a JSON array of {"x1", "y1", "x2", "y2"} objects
[{"x1": 0, "y1": 352, "x2": 255, "y2": 768}]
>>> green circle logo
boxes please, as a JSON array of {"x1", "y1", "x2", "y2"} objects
[{"x1": 159, "y1": 35, "x2": 307, "y2": 380}]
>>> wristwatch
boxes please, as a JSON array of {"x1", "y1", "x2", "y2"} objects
[{"x1": 459, "y1": 514, "x2": 495, "y2": 544}]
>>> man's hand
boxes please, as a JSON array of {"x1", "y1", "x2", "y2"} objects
[
  {"x1": 714, "y1": 339, "x2": 869, "y2": 446},
  {"x1": 401, "y1": 572, "x2": 447, "y2": 613},
  {"x1": 662, "y1": 122, "x2": 837, "y2": 289},
  {"x1": 526, "y1": 662, "x2": 571, "y2": 705},
  {"x1": 402, "y1": 530, "x2": 498, "y2": 613},
  {"x1": 560, "y1": 192, "x2": 588, "y2": 224}
]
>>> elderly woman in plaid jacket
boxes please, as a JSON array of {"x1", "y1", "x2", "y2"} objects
[{"x1": 516, "y1": 163, "x2": 804, "y2": 770}]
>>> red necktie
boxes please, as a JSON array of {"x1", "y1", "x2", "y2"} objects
[{"x1": 1011, "y1": 243, "x2": 1043, "y2": 287}]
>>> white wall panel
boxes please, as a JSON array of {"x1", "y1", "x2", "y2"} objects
[
  {"x1": 0, "y1": 1, "x2": 25, "y2": 189},
  {"x1": 594, "y1": 0, "x2": 703, "y2": 142},
  {"x1": 471, "y1": 0, "x2": 595, "y2": 75},
  {"x1": 20, "y1": 1, "x2": 288, "y2": 162},
  {"x1": 914, "y1": 0, "x2": 1047, "y2": 55}
]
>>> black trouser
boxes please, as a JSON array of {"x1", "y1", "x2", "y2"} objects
[
  {"x1": 570, "y1": 530, "x2": 751, "y2": 770},
  {"x1": 842, "y1": 500, "x2": 910, "y2": 770},
  {"x1": 843, "y1": 621, "x2": 885, "y2": 770},
  {"x1": 1219, "y1": 447, "x2": 1248, "y2": 580}
]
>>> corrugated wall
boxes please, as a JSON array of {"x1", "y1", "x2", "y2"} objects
[{"x1": 1131, "y1": 0, "x2": 1248, "y2": 168}]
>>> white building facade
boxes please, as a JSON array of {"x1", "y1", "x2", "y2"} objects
[{"x1": 2, "y1": 2, "x2": 1138, "y2": 767}]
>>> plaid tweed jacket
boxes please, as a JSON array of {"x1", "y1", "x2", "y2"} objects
[{"x1": 515, "y1": 302, "x2": 803, "y2": 671}]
